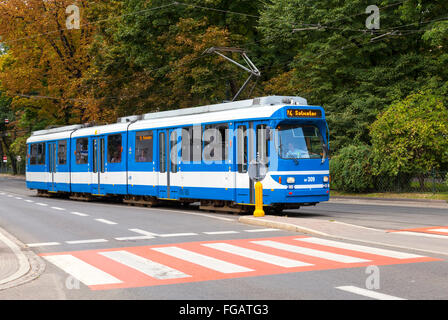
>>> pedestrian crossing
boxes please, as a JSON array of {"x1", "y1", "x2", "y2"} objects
[{"x1": 40, "y1": 236, "x2": 438, "y2": 291}]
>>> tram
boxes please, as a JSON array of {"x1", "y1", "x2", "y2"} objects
[{"x1": 26, "y1": 96, "x2": 330, "y2": 213}]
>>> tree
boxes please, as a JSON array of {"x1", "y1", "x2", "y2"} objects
[{"x1": 370, "y1": 91, "x2": 448, "y2": 183}]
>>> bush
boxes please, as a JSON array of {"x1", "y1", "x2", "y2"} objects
[{"x1": 330, "y1": 144, "x2": 375, "y2": 193}]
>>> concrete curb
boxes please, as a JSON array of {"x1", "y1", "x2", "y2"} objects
[
  {"x1": 331, "y1": 196, "x2": 447, "y2": 204},
  {"x1": 239, "y1": 216, "x2": 330, "y2": 237},
  {"x1": 0, "y1": 226, "x2": 45, "y2": 291}
]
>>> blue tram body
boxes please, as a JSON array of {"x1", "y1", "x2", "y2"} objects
[{"x1": 26, "y1": 96, "x2": 330, "y2": 212}]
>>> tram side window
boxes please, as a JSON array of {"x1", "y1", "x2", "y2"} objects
[
  {"x1": 256, "y1": 124, "x2": 270, "y2": 163},
  {"x1": 203, "y1": 123, "x2": 228, "y2": 162},
  {"x1": 108, "y1": 134, "x2": 122, "y2": 163},
  {"x1": 30, "y1": 143, "x2": 45, "y2": 165},
  {"x1": 58, "y1": 140, "x2": 67, "y2": 165},
  {"x1": 181, "y1": 126, "x2": 202, "y2": 162},
  {"x1": 76, "y1": 138, "x2": 89, "y2": 164},
  {"x1": 135, "y1": 131, "x2": 153, "y2": 163}
]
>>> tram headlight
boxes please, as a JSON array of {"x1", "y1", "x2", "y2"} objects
[
  {"x1": 323, "y1": 176, "x2": 329, "y2": 183},
  {"x1": 287, "y1": 177, "x2": 295, "y2": 184}
]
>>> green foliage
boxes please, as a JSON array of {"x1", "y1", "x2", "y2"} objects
[
  {"x1": 370, "y1": 91, "x2": 448, "y2": 176},
  {"x1": 330, "y1": 144, "x2": 375, "y2": 192}
]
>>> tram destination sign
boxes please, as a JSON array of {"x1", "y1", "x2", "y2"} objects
[{"x1": 286, "y1": 109, "x2": 322, "y2": 118}]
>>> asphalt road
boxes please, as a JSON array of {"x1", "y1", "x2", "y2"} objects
[{"x1": 0, "y1": 176, "x2": 447, "y2": 301}]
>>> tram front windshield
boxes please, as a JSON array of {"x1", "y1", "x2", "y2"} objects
[{"x1": 276, "y1": 124, "x2": 324, "y2": 160}]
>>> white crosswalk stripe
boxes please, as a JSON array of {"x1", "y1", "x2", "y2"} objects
[
  {"x1": 252, "y1": 240, "x2": 370, "y2": 263},
  {"x1": 428, "y1": 228, "x2": 448, "y2": 234},
  {"x1": 43, "y1": 255, "x2": 122, "y2": 286},
  {"x1": 152, "y1": 246, "x2": 253, "y2": 273},
  {"x1": 202, "y1": 243, "x2": 312, "y2": 268},
  {"x1": 296, "y1": 238, "x2": 424, "y2": 259},
  {"x1": 99, "y1": 251, "x2": 190, "y2": 280}
]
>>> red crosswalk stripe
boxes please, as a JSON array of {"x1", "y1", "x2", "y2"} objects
[
  {"x1": 389, "y1": 226, "x2": 448, "y2": 236},
  {"x1": 40, "y1": 236, "x2": 439, "y2": 291}
]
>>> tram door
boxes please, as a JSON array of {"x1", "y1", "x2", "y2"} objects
[
  {"x1": 91, "y1": 136, "x2": 106, "y2": 195},
  {"x1": 235, "y1": 122, "x2": 255, "y2": 204},
  {"x1": 47, "y1": 142, "x2": 57, "y2": 192}
]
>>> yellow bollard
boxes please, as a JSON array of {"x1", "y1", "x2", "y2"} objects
[{"x1": 253, "y1": 181, "x2": 265, "y2": 217}]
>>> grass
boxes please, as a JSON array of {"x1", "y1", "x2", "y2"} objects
[{"x1": 331, "y1": 190, "x2": 448, "y2": 202}]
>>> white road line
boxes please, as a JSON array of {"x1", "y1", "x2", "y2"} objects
[
  {"x1": 165, "y1": 210, "x2": 236, "y2": 222},
  {"x1": 335, "y1": 286, "x2": 406, "y2": 300},
  {"x1": 7, "y1": 195, "x2": 13, "y2": 198},
  {"x1": 252, "y1": 240, "x2": 370, "y2": 264},
  {"x1": 244, "y1": 228, "x2": 280, "y2": 233},
  {"x1": 66, "y1": 239, "x2": 108, "y2": 244},
  {"x1": 115, "y1": 236, "x2": 154, "y2": 241},
  {"x1": 43, "y1": 255, "x2": 122, "y2": 286},
  {"x1": 428, "y1": 228, "x2": 448, "y2": 234},
  {"x1": 35, "y1": 203, "x2": 48, "y2": 207},
  {"x1": 153, "y1": 247, "x2": 253, "y2": 274},
  {"x1": 70, "y1": 211, "x2": 89, "y2": 217},
  {"x1": 99, "y1": 251, "x2": 190, "y2": 280},
  {"x1": 25, "y1": 200, "x2": 34, "y2": 203},
  {"x1": 158, "y1": 233, "x2": 198, "y2": 238},
  {"x1": 203, "y1": 231, "x2": 239, "y2": 235},
  {"x1": 203, "y1": 243, "x2": 312, "y2": 268},
  {"x1": 51, "y1": 207, "x2": 65, "y2": 211},
  {"x1": 392, "y1": 231, "x2": 448, "y2": 239},
  {"x1": 129, "y1": 229, "x2": 158, "y2": 237},
  {"x1": 95, "y1": 219, "x2": 118, "y2": 225},
  {"x1": 27, "y1": 242, "x2": 61, "y2": 248},
  {"x1": 14, "y1": 197, "x2": 22, "y2": 200},
  {"x1": 297, "y1": 237, "x2": 424, "y2": 259}
]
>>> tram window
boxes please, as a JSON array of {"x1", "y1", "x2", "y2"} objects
[
  {"x1": 159, "y1": 132, "x2": 166, "y2": 173},
  {"x1": 135, "y1": 131, "x2": 153, "y2": 163},
  {"x1": 108, "y1": 134, "x2": 122, "y2": 163},
  {"x1": 58, "y1": 140, "x2": 67, "y2": 165},
  {"x1": 237, "y1": 126, "x2": 248, "y2": 173},
  {"x1": 256, "y1": 124, "x2": 269, "y2": 163},
  {"x1": 170, "y1": 131, "x2": 178, "y2": 173},
  {"x1": 203, "y1": 123, "x2": 228, "y2": 161},
  {"x1": 30, "y1": 143, "x2": 43, "y2": 165},
  {"x1": 75, "y1": 138, "x2": 89, "y2": 164}
]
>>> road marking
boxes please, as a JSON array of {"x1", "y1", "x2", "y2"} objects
[
  {"x1": 297, "y1": 237, "x2": 424, "y2": 259},
  {"x1": 244, "y1": 228, "x2": 280, "y2": 233},
  {"x1": 14, "y1": 197, "x2": 22, "y2": 200},
  {"x1": 95, "y1": 219, "x2": 117, "y2": 225},
  {"x1": 252, "y1": 240, "x2": 370, "y2": 263},
  {"x1": 99, "y1": 251, "x2": 190, "y2": 280},
  {"x1": 428, "y1": 228, "x2": 448, "y2": 234},
  {"x1": 25, "y1": 200, "x2": 34, "y2": 203},
  {"x1": 390, "y1": 231, "x2": 448, "y2": 239},
  {"x1": 152, "y1": 246, "x2": 253, "y2": 274},
  {"x1": 335, "y1": 286, "x2": 406, "y2": 300},
  {"x1": 115, "y1": 236, "x2": 154, "y2": 241},
  {"x1": 43, "y1": 255, "x2": 122, "y2": 286},
  {"x1": 70, "y1": 211, "x2": 89, "y2": 217},
  {"x1": 158, "y1": 233, "x2": 198, "y2": 238},
  {"x1": 27, "y1": 242, "x2": 61, "y2": 248},
  {"x1": 203, "y1": 243, "x2": 312, "y2": 268},
  {"x1": 7, "y1": 195, "x2": 13, "y2": 198},
  {"x1": 203, "y1": 231, "x2": 239, "y2": 235},
  {"x1": 66, "y1": 239, "x2": 108, "y2": 244},
  {"x1": 35, "y1": 203, "x2": 48, "y2": 207},
  {"x1": 129, "y1": 229, "x2": 157, "y2": 238},
  {"x1": 51, "y1": 207, "x2": 65, "y2": 211}
]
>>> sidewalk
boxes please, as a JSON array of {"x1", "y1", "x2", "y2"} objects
[
  {"x1": 0, "y1": 226, "x2": 45, "y2": 291},
  {"x1": 240, "y1": 215, "x2": 448, "y2": 257},
  {"x1": 329, "y1": 196, "x2": 448, "y2": 209}
]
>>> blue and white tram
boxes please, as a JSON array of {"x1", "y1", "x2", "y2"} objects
[{"x1": 26, "y1": 96, "x2": 330, "y2": 213}]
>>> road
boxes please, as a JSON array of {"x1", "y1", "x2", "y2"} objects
[{"x1": 0, "y1": 176, "x2": 447, "y2": 302}]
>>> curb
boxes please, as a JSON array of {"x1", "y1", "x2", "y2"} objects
[
  {"x1": 331, "y1": 196, "x2": 447, "y2": 204},
  {"x1": 239, "y1": 216, "x2": 329, "y2": 237},
  {"x1": 0, "y1": 226, "x2": 45, "y2": 291}
]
